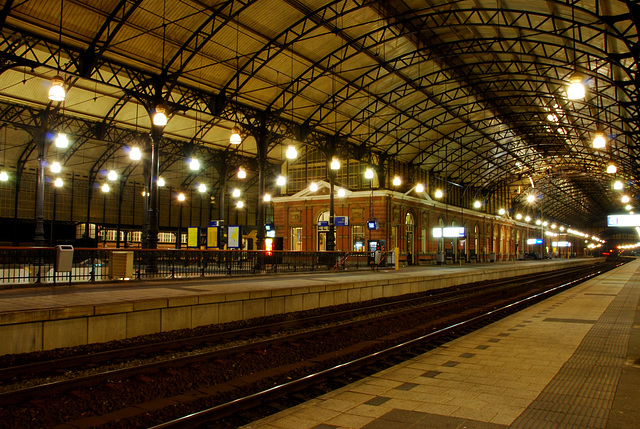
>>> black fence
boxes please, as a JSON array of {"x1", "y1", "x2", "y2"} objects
[{"x1": 0, "y1": 247, "x2": 385, "y2": 286}]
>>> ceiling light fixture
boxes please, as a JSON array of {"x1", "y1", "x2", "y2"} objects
[
  {"x1": 286, "y1": 145, "x2": 297, "y2": 159},
  {"x1": 189, "y1": 158, "x2": 200, "y2": 171},
  {"x1": 129, "y1": 147, "x2": 141, "y2": 160},
  {"x1": 48, "y1": 76, "x2": 66, "y2": 102},
  {"x1": 55, "y1": 132, "x2": 68, "y2": 148},
  {"x1": 567, "y1": 74, "x2": 585, "y2": 100},
  {"x1": 330, "y1": 157, "x2": 340, "y2": 170},
  {"x1": 230, "y1": 125, "x2": 242, "y2": 145},
  {"x1": 592, "y1": 131, "x2": 606, "y2": 149},
  {"x1": 364, "y1": 168, "x2": 374, "y2": 179},
  {"x1": 153, "y1": 105, "x2": 167, "y2": 126}
]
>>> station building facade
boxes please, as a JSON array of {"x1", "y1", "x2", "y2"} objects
[{"x1": 271, "y1": 181, "x2": 587, "y2": 263}]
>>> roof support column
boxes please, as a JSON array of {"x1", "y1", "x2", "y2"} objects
[
  {"x1": 255, "y1": 114, "x2": 268, "y2": 251},
  {"x1": 33, "y1": 122, "x2": 48, "y2": 247},
  {"x1": 147, "y1": 126, "x2": 161, "y2": 251}
]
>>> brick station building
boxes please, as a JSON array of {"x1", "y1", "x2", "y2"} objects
[{"x1": 271, "y1": 181, "x2": 587, "y2": 264}]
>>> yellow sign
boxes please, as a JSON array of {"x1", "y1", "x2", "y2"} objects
[
  {"x1": 187, "y1": 227, "x2": 199, "y2": 248},
  {"x1": 207, "y1": 226, "x2": 218, "y2": 248}
]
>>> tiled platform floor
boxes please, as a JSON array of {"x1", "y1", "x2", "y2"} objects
[{"x1": 240, "y1": 259, "x2": 640, "y2": 429}]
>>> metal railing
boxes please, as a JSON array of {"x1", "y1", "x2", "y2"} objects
[{"x1": 0, "y1": 247, "x2": 391, "y2": 287}]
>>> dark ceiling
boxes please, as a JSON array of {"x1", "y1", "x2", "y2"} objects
[{"x1": 0, "y1": 0, "x2": 638, "y2": 231}]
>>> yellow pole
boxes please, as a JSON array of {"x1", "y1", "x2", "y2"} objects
[{"x1": 395, "y1": 247, "x2": 399, "y2": 270}]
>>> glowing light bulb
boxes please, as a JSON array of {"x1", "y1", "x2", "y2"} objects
[
  {"x1": 286, "y1": 145, "x2": 297, "y2": 159},
  {"x1": 55, "y1": 133, "x2": 68, "y2": 148},
  {"x1": 129, "y1": 147, "x2": 141, "y2": 160}
]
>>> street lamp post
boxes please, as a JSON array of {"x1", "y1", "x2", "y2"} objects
[{"x1": 176, "y1": 193, "x2": 185, "y2": 249}]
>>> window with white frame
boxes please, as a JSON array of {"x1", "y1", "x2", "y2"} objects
[{"x1": 291, "y1": 227, "x2": 303, "y2": 251}]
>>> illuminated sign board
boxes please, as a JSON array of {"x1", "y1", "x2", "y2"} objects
[
  {"x1": 607, "y1": 215, "x2": 640, "y2": 227},
  {"x1": 432, "y1": 227, "x2": 465, "y2": 238},
  {"x1": 552, "y1": 241, "x2": 572, "y2": 248},
  {"x1": 335, "y1": 216, "x2": 349, "y2": 226},
  {"x1": 527, "y1": 238, "x2": 543, "y2": 245}
]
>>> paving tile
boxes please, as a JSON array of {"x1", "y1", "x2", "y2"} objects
[{"x1": 363, "y1": 396, "x2": 391, "y2": 407}]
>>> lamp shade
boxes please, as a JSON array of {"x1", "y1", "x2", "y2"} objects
[
  {"x1": 230, "y1": 126, "x2": 242, "y2": 144},
  {"x1": 48, "y1": 76, "x2": 66, "y2": 101},
  {"x1": 129, "y1": 147, "x2": 142, "y2": 160},
  {"x1": 55, "y1": 133, "x2": 68, "y2": 148},
  {"x1": 592, "y1": 132, "x2": 606, "y2": 149},
  {"x1": 286, "y1": 145, "x2": 297, "y2": 159},
  {"x1": 153, "y1": 105, "x2": 167, "y2": 126},
  {"x1": 567, "y1": 74, "x2": 585, "y2": 100},
  {"x1": 364, "y1": 168, "x2": 374, "y2": 179}
]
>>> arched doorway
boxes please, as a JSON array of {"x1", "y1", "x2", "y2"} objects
[{"x1": 316, "y1": 210, "x2": 333, "y2": 251}]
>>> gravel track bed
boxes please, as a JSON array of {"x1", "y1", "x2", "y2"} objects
[{"x1": 0, "y1": 291, "x2": 478, "y2": 428}]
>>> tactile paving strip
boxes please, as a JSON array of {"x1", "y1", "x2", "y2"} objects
[{"x1": 510, "y1": 274, "x2": 640, "y2": 428}]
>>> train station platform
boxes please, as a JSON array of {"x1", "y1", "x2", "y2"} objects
[
  {"x1": 240, "y1": 258, "x2": 640, "y2": 429},
  {"x1": 0, "y1": 258, "x2": 603, "y2": 356}
]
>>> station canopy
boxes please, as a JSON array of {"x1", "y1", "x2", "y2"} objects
[{"x1": 0, "y1": 0, "x2": 638, "y2": 230}]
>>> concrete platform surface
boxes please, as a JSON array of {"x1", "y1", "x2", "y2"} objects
[
  {"x1": 0, "y1": 258, "x2": 604, "y2": 356},
  {"x1": 0, "y1": 259, "x2": 593, "y2": 314},
  {"x1": 240, "y1": 258, "x2": 640, "y2": 429}
]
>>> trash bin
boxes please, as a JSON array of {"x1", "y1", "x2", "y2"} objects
[
  {"x1": 55, "y1": 245, "x2": 74, "y2": 272},
  {"x1": 436, "y1": 251, "x2": 445, "y2": 265},
  {"x1": 489, "y1": 252, "x2": 496, "y2": 262}
]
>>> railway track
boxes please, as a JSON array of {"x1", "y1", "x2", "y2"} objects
[{"x1": 0, "y1": 261, "x2": 620, "y2": 428}]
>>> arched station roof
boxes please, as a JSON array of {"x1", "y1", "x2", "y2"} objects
[{"x1": 0, "y1": 0, "x2": 638, "y2": 231}]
